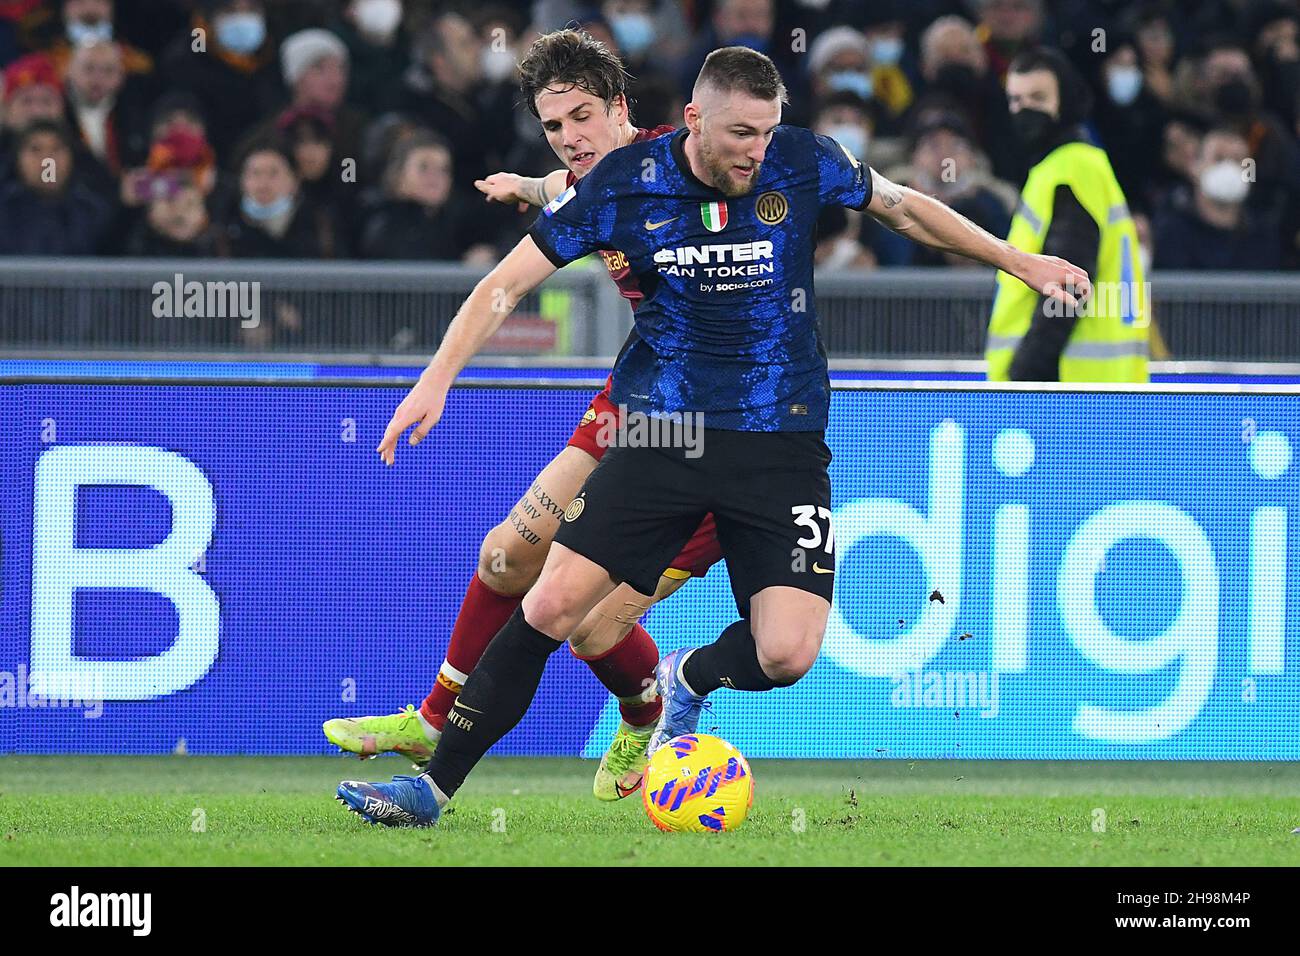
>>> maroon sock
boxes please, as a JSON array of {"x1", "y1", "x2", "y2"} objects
[
  {"x1": 420, "y1": 574, "x2": 522, "y2": 730},
  {"x1": 573, "y1": 623, "x2": 663, "y2": 726}
]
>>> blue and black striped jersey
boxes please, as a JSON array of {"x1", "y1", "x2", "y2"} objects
[{"x1": 529, "y1": 125, "x2": 872, "y2": 431}]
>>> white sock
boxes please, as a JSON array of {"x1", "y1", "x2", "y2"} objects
[
  {"x1": 416, "y1": 709, "x2": 440, "y2": 743},
  {"x1": 676, "y1": 649, "x2": 702, "y2": 697},
  {"x1": 422, "y1": 773, "x2": 451, "y2": 808}
]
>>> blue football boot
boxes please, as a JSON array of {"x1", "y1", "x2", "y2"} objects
[{"x1": 336, "y1": 773, "x2": 441, "y2": 827}]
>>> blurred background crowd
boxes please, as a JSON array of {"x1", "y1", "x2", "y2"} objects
[{"x1": 0, "y1": 0, "x2": 1296, "y2": 270}]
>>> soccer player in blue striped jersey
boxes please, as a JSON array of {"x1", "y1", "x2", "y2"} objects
[{"x1": 339, "y1": 46, "x2": 1090, "y2": 825}]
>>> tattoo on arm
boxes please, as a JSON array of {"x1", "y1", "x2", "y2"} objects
[
  {"x1": 523, "y1": 178, "x2": 549, "y2": 207},
  {"x1": 529, "y1": 480, "x2": 566, "y2": 519},
  {"x1": 507, "y1": 507, "x2": 542, "y2": 545},
  {"x1": 873, "y1": 169, "x2": 903, "y2": 208}
]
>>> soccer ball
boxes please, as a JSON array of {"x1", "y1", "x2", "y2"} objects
[{"x1": 642, "y1": 734, "x2": 754, "y2": 832}]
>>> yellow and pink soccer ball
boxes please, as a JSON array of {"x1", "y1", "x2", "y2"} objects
[{"x1": 642, "y1": 734, "x2": 754, "y2": 832}]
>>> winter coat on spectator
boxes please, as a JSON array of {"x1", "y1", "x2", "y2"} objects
[
  {"x1": 358, "y1": 195, "x2": 483, "y2": 261},
  {"x1": 335, "y1": 19, "x2": 410, "y2": 116},
  {"x1": 0, "y1": 177, "x2": 113, "y2": 255},
  {"x1": 217, "y1": 195, "x2": 341, "y2": 259},
  {"x1": 124, "y1": 218, "x2": 221, "y2": 257},
  {"x1": 159, "y1": 22, "x2": 284, "y2": 165},
  {"x1": 1153, "y1": 186, "x2": 1282, "y2": 270}
]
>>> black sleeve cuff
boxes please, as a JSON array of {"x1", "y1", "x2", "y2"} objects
[
  {"x1": 851, "y1": 165, "x2": 875, "y2": 211},
  {"x1": 527, "y1": 225, "x2": 570, "y2": 268}
]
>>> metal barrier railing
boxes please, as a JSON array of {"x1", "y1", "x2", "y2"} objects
[
  {"x1": 0, "y1": 258, "x2": 630, "y2": 357},
  {"x1": 1, "y1": 259, "x2": 1297, "y2": 360}
]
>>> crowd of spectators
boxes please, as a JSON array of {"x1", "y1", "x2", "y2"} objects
[{"x1": 0, "y1": 0, "x2": 1295, "y2": 270}]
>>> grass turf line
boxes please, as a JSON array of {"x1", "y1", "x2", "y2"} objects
[{"x1": 1, "y1": 757, "x2": 1296, "y2": 866}]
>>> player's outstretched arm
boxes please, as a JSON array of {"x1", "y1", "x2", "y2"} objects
[
  {"x1": 864, "y1": 168, "x2": 1091, "y2": 311},
  {"x1": 474, "y1": 169, "x2": 570, "y2": 210},
  {"x1": 376, "y1": 236, "x2": 557, "y2": 465}
]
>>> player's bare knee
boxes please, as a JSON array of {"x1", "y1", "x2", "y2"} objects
[
  {"x1": 755, "y1": 630, "x2": 822, "y2": 685},
  {"x1": 477, "y1": 522, "x2": 544, "y2": 594},
  {"x1": 521, "y1": 586, "x2": 582, "y2": 638}
]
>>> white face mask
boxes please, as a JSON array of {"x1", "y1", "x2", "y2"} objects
[
  {"x1": 1106, "y1": 65, "x2": 1143, "y2": 106},
  {"x1": 67, "y1": 20, "x2": 114, "y2": 46},
  {"x1": 1199, "y1": 159, "x2": 1249, "y2": 204},
  {"x1": 480, "y1": 47, "x2": 515, "y2": 83},
  {"x1": 825, "y1": 123, "x2": 869, "y2": 161},
  {"x1": 354, "y1": 0, "x2": 403, "y2": 40}
]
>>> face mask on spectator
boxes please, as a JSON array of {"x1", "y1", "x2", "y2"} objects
[
  {"x1": 1199, "y1": 160, "x2": 1249, "y2": 203},
  {"x1": 826, "y1": 123, "x2": 869, "y2": 160},
  {"x1": 827, "y1": 70, "x2": 873, "y2": 100},
  {"x1": 67, "y1": 20, "x2": 113, "y2": 46},
  {"x1": 933, "y1": 63, "x2": 977, "y2": 94},
  {"x1": 870, "y1": 36, "x2": 903, "y2": 67},
  {"x1": 610, "y1": 12, "x2": 656, "y2": 57},
  {"x1": 217, "y1": 12, "x2": 267, "y2": 55},
  {"x1": 1107, "y1": 65, "x2": 1142, "y2": 106},
  {"x1": 1010, "y1": 107, "x2": 1056, "y2": 150},
  {"x1": 242, "y1": 192, "x2": 294, "y2": 221},
  {"x1": 480, "y1": 47, "x2": 515, "y2": 82},
  {"x1": 1214, "y1": 78, "x2": 1254, "y2": 116},
  {"x1": 354, "y1": 0, "x2": 402, "y2": 40}
]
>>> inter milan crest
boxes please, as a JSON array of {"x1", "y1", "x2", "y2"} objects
[
  {"x1": 755, "y1": 191, "x2": 788, "y2": 225},
  {"x1": 699, "y1": 200, "x2": 728, "y2": 232}
]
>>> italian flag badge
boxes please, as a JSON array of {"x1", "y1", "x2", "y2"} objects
[{"x1": 700, "y1": 200, "x2": 728, "y2": 232}]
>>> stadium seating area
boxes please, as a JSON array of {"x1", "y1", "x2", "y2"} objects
[{"x1": 0, "y1": 0, "x2": 1295, "y2": 271}]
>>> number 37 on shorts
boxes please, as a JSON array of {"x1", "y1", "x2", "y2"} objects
[{"x1": 790, "y1": 504, "x2": 835, "y2": 574}]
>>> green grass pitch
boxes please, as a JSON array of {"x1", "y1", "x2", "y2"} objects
[{"x1": 1, "y1": 756, "x2": 1297, "y2": 866}]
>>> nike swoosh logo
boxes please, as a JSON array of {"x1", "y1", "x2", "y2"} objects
[
  {"x1": 644, "y1": 217, "x2": 678, "y2": 231},
  {"x1": 454, "y1": 703, "x2": 484, "y2": 714},
  {"x1": 813, "y1": 563, "x2": 834, "y2": 574}
]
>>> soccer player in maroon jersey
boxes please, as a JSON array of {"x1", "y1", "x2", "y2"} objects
[{"x1": 323, "y1": 29, "x2": 720, "y2": 801}]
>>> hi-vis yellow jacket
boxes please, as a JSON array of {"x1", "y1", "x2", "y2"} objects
[{"x1": 986, "y1": 141, "x2": 1150, "y2": 382}]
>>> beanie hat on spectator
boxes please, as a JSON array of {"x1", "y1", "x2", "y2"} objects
[
  {"x1": 147, "y1": 127, "x2": 216, "y2": 178},
  {"x1": 0, "y1": 0, "x2": 42, "y2": 20},
  {"x1": 808, "y1": 27, "x2": 871, "y2": 76},
  {"x1": 3, "y1": 52, "x2": 62, "y2": 103},
  {"x1": 280, "y1": 29, "x2": 348, "y2": 89}
]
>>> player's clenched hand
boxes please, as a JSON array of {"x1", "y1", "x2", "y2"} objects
[
  {"x1": 474, "y1": 173, "x2": 532, "y2": 213},
  {"x1": 376, "y1": 377, "x2": 447, "y2": 466},
  {"x1": 1017, "y1": 253, "x2": 1092, "y2": 312}
]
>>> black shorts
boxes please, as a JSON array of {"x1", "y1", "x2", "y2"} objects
[{"x1": 552, "y1": 428, "x2": 835, "y2": 615}]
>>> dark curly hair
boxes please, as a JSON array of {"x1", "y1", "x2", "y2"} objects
[{"x1": 518, "y1": 29, "x2": 630, "y2": 118}]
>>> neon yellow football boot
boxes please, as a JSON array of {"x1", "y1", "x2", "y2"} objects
[
  {"x1": 593, "y1": 721, "x2": 654, "y2": 801},
  {"x1": 323, "y1": 704, "x2": 440, "y2": 767}
]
